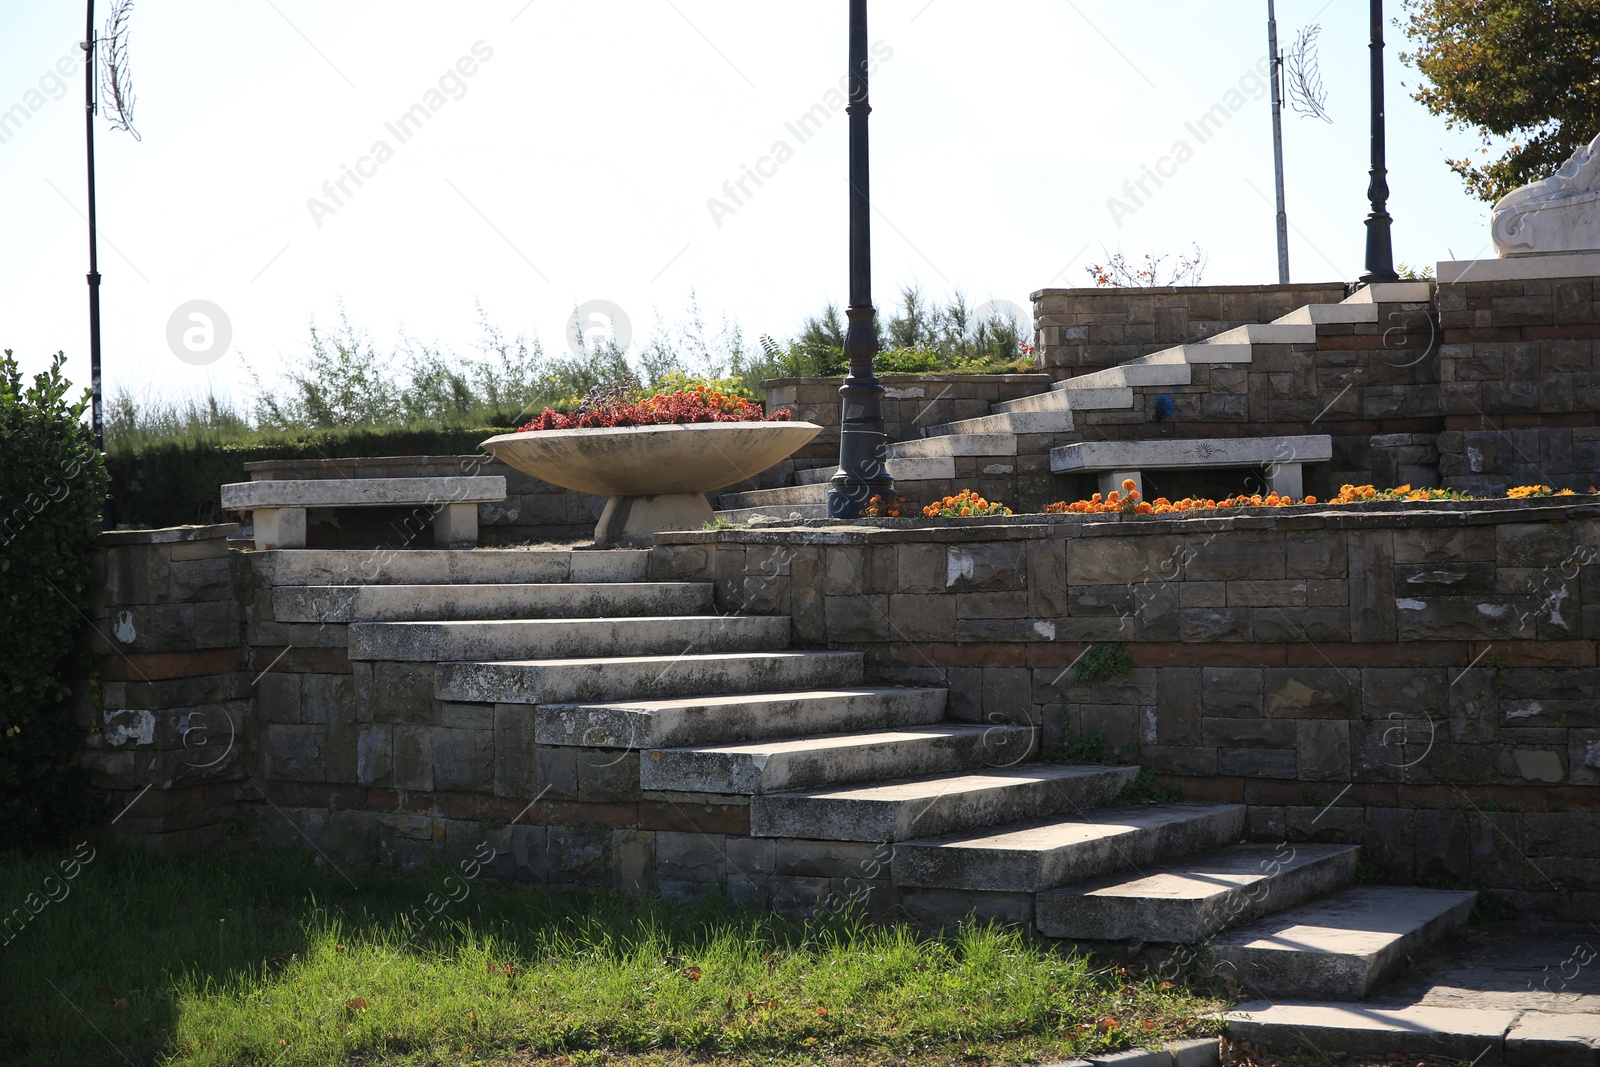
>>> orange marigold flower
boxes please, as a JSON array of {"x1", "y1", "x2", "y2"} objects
[{"x1": 1121, "y1": 478, "x2": 1137, "y2": 492}]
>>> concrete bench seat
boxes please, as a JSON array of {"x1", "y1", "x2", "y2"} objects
[
  {"x1": 1049, "y1": 435, "x2": 1332, "y2": 498},
  {"x1": 220, "y1": 476, "x2": 507, "y2": 550}
]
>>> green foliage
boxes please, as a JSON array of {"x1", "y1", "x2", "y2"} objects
[
  {"x1": 0, "y1": 845, "x2": 1224, "y2": 1065},
  {"x1": 1072, "y1": 644, "x2": 1136, "y2": 687},
  {"x1": 1396, "y1": 262, "x2": 1436, "y2": 281},
  {"x1": 1052, "y1": 731, "x2": 1120, "y2": 766},
  {"x1": 1424, "y1": 874, "x2": 1504, "y2": 923},
  {"x1": 1354, "y1": 852, "x2": 1378, "y2": 884},
  {"x1": 1401, "y1": 0, "x2": 1600, "y2": 201},
  {"x1": 1107, "y1": 768, "x2": 1186, "y2": 807},
  {"x1": 0, "y1": 351, "x2": 109, "y2": 847}
]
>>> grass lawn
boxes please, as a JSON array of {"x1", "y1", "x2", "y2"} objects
[{"x1": 0, "y1": 843, "x2": 1226, "y2": 1067}]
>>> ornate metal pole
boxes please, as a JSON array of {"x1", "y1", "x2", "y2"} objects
[
  {"x1": 826, "y1": 0, "x2": 891, "y2": 519},
  {"x1": 1359, "y1": 0, "x2": 1398, "y2": 283}
]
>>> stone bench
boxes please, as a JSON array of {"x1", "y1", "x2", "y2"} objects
[
  {"x1": 220, "y1": 477, "x2": 507, "y2": 550},
  {"x1": 1049, "y1": 435, "x2": 1332, "y2": 499}
]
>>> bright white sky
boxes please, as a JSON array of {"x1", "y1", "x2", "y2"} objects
[{"x1": 0, "y1": 1, "x2": 1500, "y2": 409}]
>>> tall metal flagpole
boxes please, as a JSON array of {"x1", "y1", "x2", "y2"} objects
[
  {"x1": 826, "y1": 0, "x2": 891, "y2": 519},
  {"x1": 1359, "y1": 0, "x2": 1398, "y2": 284},
  {"x1": 83, "y1": 0, "x2": 104, "y2": 453},
  {"x1": 1268, "y1": 0, "x2": 1290, "y2": 284}
]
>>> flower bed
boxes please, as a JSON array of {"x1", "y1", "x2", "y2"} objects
[
  {"x1": 1041, "y1": 481, "x2": 1499, "y2": 517},
  {"x1": 520, "y1": 382, "x2": 788, "y2": 432}
]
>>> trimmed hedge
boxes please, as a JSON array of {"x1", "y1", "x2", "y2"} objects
[
  {"x1": 107, "y1": 428, "x2": 503, "y2": 529},
  {"x1": 0, "y1": 351, "x2": 109, "y2": 847}
]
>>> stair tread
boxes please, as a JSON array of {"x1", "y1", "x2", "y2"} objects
[
  {"x1": 1047, "y1": 841, "x2": 1357, "y2": 901},
  {"x1": 1212, "y1": 885, "x2": 1477, "y2": 955},
  {"x1": 764, "y1": 762, "x2": 1119, "y2": 802},
  {"x1": 554, "y1": 686, "x2": 945, "y2": 713},
  {"x1": 661, "y1": 723, "x2": 1009, "y2": 756},
  {"x1": 452, "y1": 649, "x2": 848, "y2": 668},
  {"x1": 901, "y1": 801, "x2": 1244, "y2": 850}
]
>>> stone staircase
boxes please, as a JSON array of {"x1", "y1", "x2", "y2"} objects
[
  {"x1": 267, "y1": 543, "x2": 1477, "y2": 1006},
  {"x1": 717, "y1": 281, "x2": 1433, "y2": 518}
]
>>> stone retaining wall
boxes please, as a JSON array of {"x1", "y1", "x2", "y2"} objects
[
  {"x1": 1436, "y1": 274, "x2": 1600, "y2": 494},
  {"x1": 80, "y1": 524, "x2": 251, "y2": 851},
  {"x1": 1032, "y1": 282, "x2": 1348, "y2": 378},
  {"x1": 654, "y1": 501, "x2": 1600, "y2": 917}
]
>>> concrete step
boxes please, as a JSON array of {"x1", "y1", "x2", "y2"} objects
[
  {"x1": 921, "y1": 409, "x2": 1077, "y2": 438},
  {"x1": 1208, "y1": 886, "x2": 1477, "y2": 1000},
  {"x1": 642, "y1": 724, "x2": 1038, "y2": 795},
  {"x1": 992, "y1": 386, "x2": 1133, "y2": 414},
  {"x1": 793, "y1": 457, "x2": 956, "y2": 485},
  {"x1": 250, "y1": 548, "x2": 651, "y2": 587},
  {"x1": 717, "y1": 483, "x2": 828, "y2": 511},
  {"x1": 886, "y1": 433, "x2": 1018, "y2": 459},
  {"x1": 1344, "y1": 280, "x2": 1433, "y2": 304},
  {"x1": 714, "y1": 502, "x2": 831, "y2": 524},
  {"x1": 349, "y1": 615, "x2": 790, "y2": 662},
  {"x1": 750, "y1": 763, "x2": 1140, "y2": 843},
  {"x1": 1050, "y1": 434, "x2": 1333, "y2": 476},
  {"x1": 1274, "y1": 302, "x2": 1378, "y2": 326},
  {"x1": 536, "y1": 686, "x2": 948, "y2": 749},
  {"x1": 1222, "y1": 1001, "x2": 1520, "y2": 1065},
  {"x1": 892, "y1": 802, "x2": 1245, "y2": 894},
  {"x1": 1036, "y1": 842, "x2": 1359, "y2": 943},
  {"x1": 1053, "y1": 362, "x2": 1193, "y2": 391},
  {"x1": 1204, "y1": 322, "x2": 1316, "y2": 346},
  {"x1": 273, "y1": 582, "x2": 713, "y2": 623},
  {"x1": 436, "y1": 649, "x2": 865, "y2": 705}
]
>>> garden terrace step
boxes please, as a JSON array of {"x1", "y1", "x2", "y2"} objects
[
  {"x1": 750, "y1": 764, "x2": 1140, "y2": 843},
  {"x1": 435, "y1": 650, "x2": 865, "y2": 705},
  {"x1": 250, "y1": 548, "x2": 651, "y2": 587},
  {"x1": 1119, "y1": 342, "x2": 1255, "y2": 366},
  {"x1": 1344, "y1": 280, "x2": 1433, "y2": 303},
  {"x1": 1035, "y1": 842, "x2": 1359, "y2": 943},
  {"x1": 641, "y1": 724, "x2": 1038, "y2": 795},
  {"x1": 350, "y1": 615, "x2": 790, "y2": 662},
  {"x1": 792, "y1": 457, "x2": 956, "y2": 485},
  {"x1": 1050, "y1": 362, "x2": 1193, "y2": 391},
  {"x1": 272, "y1": 582, "x2": 713, "y2": 624},
  {"x1": 892, "y1": 802, "x2": 1246, "y2": 894},
  {"x1": 1203, "y1": 322, "x2": 1317, "y2": 346},
  {"x1": 1273, "y1": 302, "x2": 1379, "y2": 326},
  {"x1": 991, "y1": 386, "x2": 1133, "y2": 415},
  {"x1": 716, "y1": 483, "x2": 829, "y2": 511},
  {"x1": 713, "y1": 502, "x2": 832, "y2": 524},
  {"x1": 885, "y1": 433, "x2": 1018, "y2": 459},
  {"x1": 921, "y1": 409, "x2": 1076, "y2": 438},
  {"x1": 536, "y1": 686, "x2": 948, "y2": 749},
  {"x1": 1222, "y1": 1001, "x2": 1519, "y2": 1064},
  {"x1": 1207, "y1": 886, "x2": 1477, "y2": 1000}
]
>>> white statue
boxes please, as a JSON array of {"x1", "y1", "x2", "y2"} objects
[{"x1": 1491, "y1": 131, "x2": 1600, "y2": 257}]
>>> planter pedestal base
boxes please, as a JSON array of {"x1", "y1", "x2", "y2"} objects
[{"x1": 595, "y1": 493, "x2": 713, "y2": 547}]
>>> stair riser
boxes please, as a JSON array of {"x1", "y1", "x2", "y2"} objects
[
  {"x1": 273, "y1": 583, "x2": 713, "y2": 624},
  {"x1": 436, "y1": 652, "x2": 865, "y2": 705},
  {"x1": 993, "y1": 387, "x2": 1132, "y2": 414},
  {"x1": 921, "y1": 411, "x2": 1075, "y2": 438},
  {"x1": 536, "y1": 688, "x2": 948, "y2": 749},
  {"x1": 643, "y1": 726, "x2": 1038, "y2": 795},
  {"x1": 251, "y1": 549, "x2": 650, "y2": 587},
  {"x1": 1036, "y1": 844, "x2": 1359, "y2": 942},
  {"x1": 887, "y1": 434, "x2": 1018, "y2": 459},
  {"x1": 895, "y1": 803, "x2": 1244, "y2": 893},
  {"x1": 349, "y1": 616, "x2": 790, "y2": 662},
  {"x1": 718, "y1": 484, "x2": 828, "y2": 510},
  {"x1": 751, "y1": 765, "x2": 1139, "y2": 843}
]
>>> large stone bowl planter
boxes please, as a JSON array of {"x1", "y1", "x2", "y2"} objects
[{"x1": 481, "y1": 421, "x2": 822, "y2": 546}]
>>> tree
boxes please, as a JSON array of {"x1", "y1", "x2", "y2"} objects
[{"x1": 1401, "y1": 0, "x2": 1600, "y2": 202}]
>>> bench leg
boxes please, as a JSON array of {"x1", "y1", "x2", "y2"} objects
[
  {"x1": 253, "y1": 507, "x2": 307, "y2": 550},
  {"x1": 1097, "y1": 470, "x2": 1143, "y2": 498},
  {"x1": 433, "y1": 502, "x2": 479, "y2": 549},
  {"x1": 1266, "y1": 462, "x2": 1304, "y2": 500}
]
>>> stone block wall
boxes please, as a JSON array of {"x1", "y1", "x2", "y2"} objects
[
  {"x1": 1032, "y1": 282, "x2": 1348, "y2": 378},
  {"x1": 80, "y1": 524, "x2": 252, "y2": 851},
  {"x1": 654, "y1": 501, "x2": 1600, "y2": 917},
  {"x1": 761, "y1": 374, "x2": 1055, "y2": 457},
  {"x1": 1436, "y1": 275, "x2": 1600, "y2": 494}
]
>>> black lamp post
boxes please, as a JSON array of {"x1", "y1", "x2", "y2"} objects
[
  {"x1": 83, "y1": 1, "x2": 104, "y2": 453},
  {"x1": 1359, "y1": 0, "x2": 1398, "y2": 284},
  {"x1": 826, "y1": 0, "x2": 891, "y2": 519}
]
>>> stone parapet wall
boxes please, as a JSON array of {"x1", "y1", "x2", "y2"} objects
[
  {"x1": 1435, "y1": 275, "x2": 1600, "y2": 494},
  {"x1": 761, "y1": 374, "x2": 1054, "y2": 455},
  {"x1": 1032, "y1": 282, "x2": 1348, "y2": 378},
  {"x1": 80, "y1": 524, "x2": 252, "y2": 851},
  {"x1": 653, "y1": 501, "x2": 1600, "y2": 917}
]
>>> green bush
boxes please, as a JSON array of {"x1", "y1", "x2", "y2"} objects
[{"x1": 0, "y1": 351, "x2": 109, "y2": 847}]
